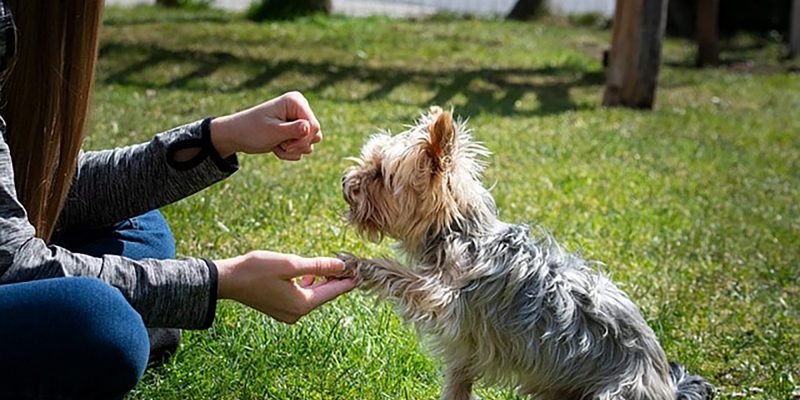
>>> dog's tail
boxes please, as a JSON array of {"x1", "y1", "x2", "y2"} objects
[{"x1": 669, "y1": 362, "x2": 715, "y2": 400}]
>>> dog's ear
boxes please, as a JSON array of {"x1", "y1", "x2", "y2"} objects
[{"x1": 427, "y1": 110, "x2": 455, "y2": 173}]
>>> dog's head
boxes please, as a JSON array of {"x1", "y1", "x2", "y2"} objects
[{"x1": 342, "y1": 107, "x2": 491, "y2": 246}]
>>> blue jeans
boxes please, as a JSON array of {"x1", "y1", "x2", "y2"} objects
[{"x1": 0, "y1": 210, "x2": 176, "y2": 399}]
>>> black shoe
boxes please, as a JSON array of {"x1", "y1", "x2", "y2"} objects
[{"x1": 146, "y1": 328, "x2": 181, "y2": 368}]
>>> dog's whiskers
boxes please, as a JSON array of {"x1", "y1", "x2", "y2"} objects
[{"x1": 343, "y1": 156, "x2": 365, "y2": 167}]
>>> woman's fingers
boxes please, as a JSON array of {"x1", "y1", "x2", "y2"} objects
[
  {"x1": 302, "y1": 278, "x2": 356, "y2": 310},
  {"x1": 273, "y1": 146, "x2": 302, "y2": 161},
  {"x1": 298, "y1": 275, "x2": 316, "y2": 288},
  {"x1": 275, "y1": 119, "x2": 310, "y2": 142},
  {"x1": 283, "y1": 91, "x2": 320, "y2": 136},
  {"x1": 291, "y1": 257, "x2": 346, "y2": 277}
]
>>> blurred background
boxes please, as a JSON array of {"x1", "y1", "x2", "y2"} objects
[{"x1": 107, "y1": 0, "x2": 795, "y2": 36}]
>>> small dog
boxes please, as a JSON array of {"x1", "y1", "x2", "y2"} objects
[{"x1": 339, "y1": 107, "x2": 714, "y2": 400}]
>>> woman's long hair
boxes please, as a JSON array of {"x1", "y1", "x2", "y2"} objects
[{"x1": 0, "y1": 1, "x2": 103, "y2": 241}]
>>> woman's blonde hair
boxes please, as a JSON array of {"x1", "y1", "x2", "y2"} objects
[{"x1": 1, "y1": 1, "x2": 104, "y2": 241}]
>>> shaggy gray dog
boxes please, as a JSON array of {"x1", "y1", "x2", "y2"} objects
[{"x1": 339, "y1": 107, "x2": 714, "y2": 400}]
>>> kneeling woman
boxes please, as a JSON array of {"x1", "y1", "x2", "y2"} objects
[{"x1": 0, "y1": 2, "x2": 354, "y2": 399}]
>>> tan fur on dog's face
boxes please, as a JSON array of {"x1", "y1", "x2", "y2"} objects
[{"x1": 342, "y1": 107, "x2": 489, "y2": 246}]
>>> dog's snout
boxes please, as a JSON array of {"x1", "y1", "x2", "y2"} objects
[
  {"x1": 343, "y1": 185, "x2": 351, "y2": 203},
  {"x1": 342, "y1": 175, "x2": 353, "y2": 204},
  {"x1": 342, "y1": 171, "x2": 364, "y2": 206}
]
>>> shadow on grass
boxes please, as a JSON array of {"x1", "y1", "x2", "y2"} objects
[
  {"x1": 103, "y1": 8, "x2": 232, "y2": 27},
  {"x1": 664, "y1": 35, "x2": 800, "y2": 73},
  {"x1": 100, "y1": 41, "x2": 604, "y2": 117}
]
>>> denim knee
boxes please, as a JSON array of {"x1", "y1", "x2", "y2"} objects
[
  {"x1": 0, "y1": 277, "x2": 150, "y2": 399},
  {"x1": 50, "y1": 209, "x2": 176, "y2": 261},
  {"x1": 132, "y1": 209, "x2": 176, "y2": 260},
  {"x1": 120, "y1": 209, "x2": 177, "y2": 261}
]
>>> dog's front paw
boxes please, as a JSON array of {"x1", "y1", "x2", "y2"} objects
[{"x1": 335, "y1": 251, "x2": 361, "y2": 279}]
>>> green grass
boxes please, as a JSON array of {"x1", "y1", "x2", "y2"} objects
[{"x1": 94, "y1": 6, "x2": 799, "y2": 399}]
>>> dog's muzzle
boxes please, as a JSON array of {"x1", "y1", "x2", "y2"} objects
[{"x1": 342, "y1": 175, "x2": 355, "y2": 205}]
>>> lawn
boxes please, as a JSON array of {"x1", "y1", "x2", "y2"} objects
[{"x1": 93, "y1": 6, "x2": 800, "y2": 399}]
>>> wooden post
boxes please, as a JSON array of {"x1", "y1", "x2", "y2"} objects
[
  {"x1": 791, "y1": 0, "x2": 800, "y2": 58},
  {"x1": 696, "y1": 0, "x2": 720, "y2": 66},
  {"x1": 603, "y1": 0, "x2": 669, "y2": 109}
]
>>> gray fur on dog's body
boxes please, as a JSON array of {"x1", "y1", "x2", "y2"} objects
[{"x1": 340, "y1": 107, "x2": 713, "y2": 400}]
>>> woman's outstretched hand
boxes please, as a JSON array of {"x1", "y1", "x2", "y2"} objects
[
  {"x1": 208, "y1": 92, "x2": 347, "y2": 322},
  {"x1": 214, "y1": 251, "x2": 355, "y2": 324},
  {"x1": 210, "y1": 91, "x2": 322, "y2": 161}
]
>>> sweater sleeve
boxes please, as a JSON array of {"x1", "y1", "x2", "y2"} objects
[
  {"x1": 0, "y1": 119, "x2": 217, "y2": 329},
  {"x1": 57, "y1": 118, "x2": 238, "y2": 231}
]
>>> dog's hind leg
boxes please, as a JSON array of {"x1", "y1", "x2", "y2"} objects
[
  {"x1": 441, "y1": 362, "x2": 475, "y2": 400},
  {"x1": 338, "y1": 253, "x2": 456, "y2": 325}
]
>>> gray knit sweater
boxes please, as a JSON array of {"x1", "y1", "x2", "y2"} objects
[{"x1": 0, "y1": 116, "x2": 238, "y2": 329}]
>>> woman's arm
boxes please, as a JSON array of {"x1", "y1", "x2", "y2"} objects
[
  {"x1": 1, "y1": 128, "x2": 352, "y2": 327},
  {"x1": 57, "y1": 91, "x2": 321, "y2": 231},
  {"x1": 0, "y1": 132, "x2": 215, "y2": 328},
  {"x1": 56, "y1": 118, "x2": 238, "y2": 231}
]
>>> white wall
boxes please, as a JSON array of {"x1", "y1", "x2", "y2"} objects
[
  {"x1": 547, "y1": 0, "x2": 615, "y2": 17},
  {"x1": 105, "y1": 0, "x2": 617, "y2": 18}
]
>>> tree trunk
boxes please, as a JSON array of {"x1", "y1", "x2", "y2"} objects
[
  {"x1": 696, "y1": 0, "x2": 720, "y2": 66},
  {"x1": 603, "y1": 0, "x2": 669, "y2": 109},
  {"x1": 667, "y1": 0, "x2": 694, "y2": 38},
  {"x1": 311, "y1": 0, "x2": 332, "y2": 13},
  {"x1": 506, "y1": 0, "x2": 545, "y2": 21},
  {"x1": 791, "y1": 0, "x2": 800, "y2": 57}
]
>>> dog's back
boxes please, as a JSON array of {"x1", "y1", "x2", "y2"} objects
[{"x1": 444, "y1": 223, "x2": 680, "y2": 399}]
